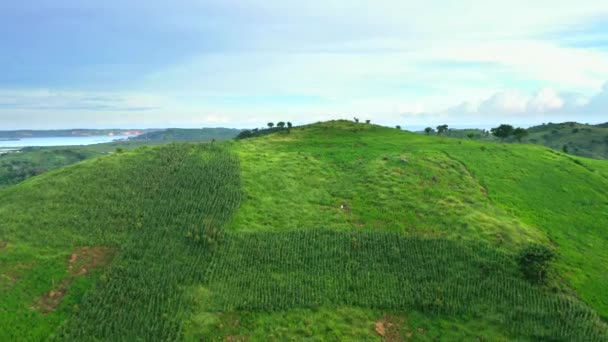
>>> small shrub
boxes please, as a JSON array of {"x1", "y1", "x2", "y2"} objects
[{"x1": 518, "y1": 244, "x2": 555, "y2": 284}]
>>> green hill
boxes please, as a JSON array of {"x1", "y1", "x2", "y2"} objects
[
  {"x1": 1, "y1": 121, "x2": 607, "y2": 340},
  {"x1": 436, "y1": 122, "x2": 608, "y2": 160},
  {"x1": 130, "y1": 128, "x2": 241, "y2": 142},
  {"x1": 524, "y1": 122, "x2": 608, "y2": 159}
]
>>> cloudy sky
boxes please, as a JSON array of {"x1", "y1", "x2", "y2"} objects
[{"x1": 1, "y1": 1, "x2": 607, "y2": 129}]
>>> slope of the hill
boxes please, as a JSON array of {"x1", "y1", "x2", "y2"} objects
[
  {"x1": 1, "y1": 122, "x2": 607, "y2": 341},
  {"x1": 130, "y1": 128, "x2": 241, "y2": 142}
]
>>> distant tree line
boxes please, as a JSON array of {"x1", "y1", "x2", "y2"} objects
[
  {"x1": 421, "y1": 123, "x2": 529, "y2": 143},
  {"x1": 236, "y1": 121, "x2": 293, "y2": 140},
  {"x1": 490, "y1": 124, "x2": 529, "y2": 142}
]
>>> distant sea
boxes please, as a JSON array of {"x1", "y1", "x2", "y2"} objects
[{"x1": 0, "y1": 135, "x2": 134, "y2": 148}]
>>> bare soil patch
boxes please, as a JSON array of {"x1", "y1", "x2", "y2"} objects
[
  {"x1": 32, "y1": 246, "x2": 115, "y2": 313},
  {"x1": 375, "y1": 315, "x2": 421, "y2": 341}
]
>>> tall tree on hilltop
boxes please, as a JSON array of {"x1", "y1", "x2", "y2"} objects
[{"x1": 491, "y1": 124, "x2": 515, "y2": 141}]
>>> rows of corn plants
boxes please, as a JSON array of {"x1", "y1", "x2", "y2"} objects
[
  {"x1": 53, "y1": 144, "x2": 242, "y2": 340},
  {"x1": 203, "y1": 230, "x2": 608, "y2": 341},
  {"x1": 0, "y1": 143, "x2": 242, "y2": 340}
]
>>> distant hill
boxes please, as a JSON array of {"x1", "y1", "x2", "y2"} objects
[
  {"x1": 130, "y1": 128, "x2": 241, "y2": 142},
  {"x1": 422, "y1": 122, "x2": 608, "y2": 160},
  {"x1": 1, "y1": 121, "x2": 607, "y2": 340},
  {"x1": 524, "y1": 122, "x2": 608, "y2": 159},
  {"x1": 0, "y1": 129, "x2": 154, "y2": 139},
  {"x1": 0, "y1": 148, "x2": 100, "y2": 189}
]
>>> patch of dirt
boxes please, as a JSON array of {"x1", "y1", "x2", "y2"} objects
[
  {"x1": 32, "y1": 246, "x2": 115, "y2": 313},
  {"x1": 375, "y1": 315, "x2": 408, "y2": 341},
  {"x1": 68, "y1": 246, "x2": 115, "y2": 276},
  {"x1": 32, "y1": 280, "x2": 70, "y2": 313},
  {"x1": 225, "y1": 336, "x2": 249, "y2": 342},
  {"x1": 0, "y1": 241, "x2": 7, "y2": 250}
]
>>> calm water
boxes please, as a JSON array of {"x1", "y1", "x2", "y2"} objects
[{"x1": 0, "y1": 135, "x2": 134, "y2": 148}]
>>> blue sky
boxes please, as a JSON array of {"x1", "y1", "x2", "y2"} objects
[{"x1": 1, "y1": 1, "x2": 607, "y2": 129}]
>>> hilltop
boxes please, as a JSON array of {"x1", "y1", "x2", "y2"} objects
[{"x1": 1, "y1": 121, "x2": 607, "y2": 340}]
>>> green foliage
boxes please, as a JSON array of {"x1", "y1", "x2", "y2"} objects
[
  {"x1": 0, "y1": 148, "x2": 99, "y2": 189},
  {"x1": 513, "y1": 127, "x2": 529, "y2": 142},
  {"x1": 491, "y1": 124, "x2": 515, "y2": 140},
  {"x1": 424, "y1": 127, "x2": 434, "y2": 135},
  {"x1": 277, "y1": 122, "x2": 286, "y2": 129},
  {"x1": 436, "y1": 124, "x2": 448, "y2": 135},
  {"x1": 267, "y1": 122, "x2": 275, "y2": 129},
  {"x1": 518, "y1": 244, "x2": 555, "y2": 284}
]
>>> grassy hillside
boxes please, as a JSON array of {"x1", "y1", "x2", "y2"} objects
[
  {"x1": 1, "y1": 121, "x2": 608, "y2": 340},
  {"x1": 130, "y1": 128, "x2": 241, "y2": 142}
]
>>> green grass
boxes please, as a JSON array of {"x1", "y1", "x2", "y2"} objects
[
  {"x1": 184, "y1": 305, "x2": 512, "y2": 341},
  {"x1": 1, "y1": 120, "x2": 607, "y2": 340}
]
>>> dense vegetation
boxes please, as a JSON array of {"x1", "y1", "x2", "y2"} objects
[
  {"x1": 1, "y1": 121, "x2": 608, "y2": 340},
  {"x1": 130, "y1": 128, "x2": 241, "y2": 142},
  {"x1": 0, "y1": 148, "x2": 100, "y2": 189}
]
